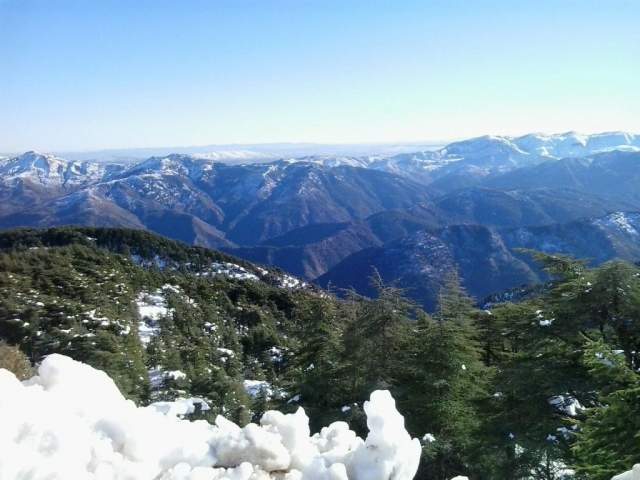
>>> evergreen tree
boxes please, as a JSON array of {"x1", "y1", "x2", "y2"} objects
[
  {"x1": 342, "y1": 276, "x2": 413, "y2": 387},
  {"x1": 286, "y1": 295, "x2": 345, "y2": 430},
  {"x1": 403, "y1": 274, "x2": 490, "y2": 480},
  {"x1": 573, "y1": 340, "x2": 640, "y2": 480}
]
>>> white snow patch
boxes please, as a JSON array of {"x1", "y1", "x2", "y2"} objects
[
  {"x1": 148, "y1": 368, "x2": 188, "y2": 390},
  {"x1": 217, "y1": 348, "x2": 235, "y2": 358},
  {"x1": 243, "y1": 380, "x2": 274, "y2": 399},
  {"x1": 422, "y1": 433, "x2": 436, "y2": 443},
  {"x1": 594, "y1": 212, "x2": 640, "y2": 236},
  {"x1": 198, "y1": 262, "x2": 259, "y2": 281},
  {"x1": 549, "y1": 394, "x2": 584, "y2": 417},
  {"x1": 0, "y1": 355, "x2": 421, "y2": 479},
  {"x1": 613, "y1": 464, "x2": 640, "y2": 480},
  {"x1": 136, "y1": 287, "x2": 176, "y2": 345},
  {"x1": 278, "y1": 274, "x2": 307, "y2": 289},
  {"x1": 148, "y1": 397, "x2": 210, "y2": 417}
]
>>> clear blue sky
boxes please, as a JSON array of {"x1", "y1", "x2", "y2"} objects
[{"x1": 1, "y1": 0, "x2": 639, "y2": 152}]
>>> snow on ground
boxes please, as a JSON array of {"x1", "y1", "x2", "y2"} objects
[
  {"x1": 268, "y1": 346, "x2": 284, "y2": 363},
  {"x1": 243, "y1": 380, "x2": 274, "y2": 399},
  {"x1": 614, "y1": 464, "x2": 640, "y2": 480},
  {"x1": 0, "y1": 355, "x2": 421, "y2": 479},
  {"x1": 131, "y1": 254, "x2": 168, "y2": 270},
  {"x1": 197, "y1": 262, "x2": 259, "y2": 281},
  {"x1": 136, "y1": 286, "x2": 177, "y2": 345},
  {"x1": 594, "y1": 212, "x2": 640, "y2": 236},
  {"x1": 149, "y1": 367, "x2": 188, "y2": 390},
  {"x1": 278, "y1": 274, "x2": 307, "y2": 289},
  {"x1": 548, "y1": 394, "x2": 584, "y2": 417},
  {"x1": 149, "y1": 397, "x2": 210, "y2": 417}
]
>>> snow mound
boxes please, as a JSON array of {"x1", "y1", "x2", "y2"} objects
[
  {"x1": 614, "y1": 465, "x2": 640, "y2": 480},
  {"x1": 0, "y1": 354, "x2": 421, "y2": 480}
]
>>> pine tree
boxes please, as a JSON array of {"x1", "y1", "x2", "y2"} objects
[
  {"x1": 403, "y1": 274, "x2": 490, "y2": 480},
  {"x1": 286, "y1": 295, "x2": 345, "y2": 430},
  {"x1": 573, "y1": 339, "x2": 640, "y2": 480},
  {"x1": 345, "y1": 277, "x2": 413, "y2": 380},
  {"x1": 482, "y1": 257, "x2": 640, "y2": 479}
]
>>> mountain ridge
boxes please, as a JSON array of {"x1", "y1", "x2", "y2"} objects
[{"x1": 3, "y1": 133, "x2": 640, "y2": 308}]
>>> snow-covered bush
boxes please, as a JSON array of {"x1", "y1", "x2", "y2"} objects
[{"x1": 0, "y1": 354, "x2": 421, "y2": 479}]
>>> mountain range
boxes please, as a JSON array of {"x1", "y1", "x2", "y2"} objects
[{"x1": 2, "y1": 131, "x2": 640, "y2": 308}]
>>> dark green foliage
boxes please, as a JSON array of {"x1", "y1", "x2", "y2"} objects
[
  {"x1": 402, "y1": 276, "x2": 490, "y2": 480},
  {"x1": 0, "y1": 228, "x2": 327, "y2": 421},
  {"x1": 341, "y1": 274, "x2": 414, "y2": 397},
  {"x1": 572, "y1": 341, "x2": 640, "y2": 480},
  {"x1": 2, "y1": 227, "x2": 640, "y2": 479},
  {"x1": 474, "y1": 255, "x2": 640, "y2": 479}
]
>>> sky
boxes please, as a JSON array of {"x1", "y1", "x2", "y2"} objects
[{"x1": 0, "y1": 0, "x2": 639, "y2": 152}]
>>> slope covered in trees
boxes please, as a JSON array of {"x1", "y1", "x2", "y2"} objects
[{"x1": 0, "y1": 227, "x2": 639, "y2": 479}]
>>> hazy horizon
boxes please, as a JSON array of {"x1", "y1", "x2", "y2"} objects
[{"x1": 4, "y1": 129, "x2": 640, "y2": 162}]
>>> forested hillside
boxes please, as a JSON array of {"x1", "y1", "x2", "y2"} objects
[{"x1": 1, "y1": 227, "x2": 639, "y2": 479}]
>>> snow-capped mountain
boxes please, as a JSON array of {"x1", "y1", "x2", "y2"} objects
[
  {"x1": 280, "y1": 155, "x2": 375, "y2": 168},
  {"x1": 116, "y1": 154, "x2": 215, "y2": 180},
  {"x1": 0, "y1": 152, "x2": 431, "y2": 247},
  {"x1": 367, "y1": 132, "x2": 640, "y2": 186},
  {"x1": 4, "y1": 132, "x2": 636, "y2": 188},
  {"x1": 0, "y1": 151, "x2": 112, "y2": 188},
  {"x1": 513, "y1": 131, "x2": 640, "y2": 157},
  {"x1": 2, "y1": 132, "x2": 640, "y2": 309}
]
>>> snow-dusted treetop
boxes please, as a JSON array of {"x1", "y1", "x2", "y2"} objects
[{"x1": 0, "y1": 354, "x2": 421, "y2": 480}]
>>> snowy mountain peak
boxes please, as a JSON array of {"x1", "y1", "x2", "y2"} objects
[
  {"x1": 0, "y1": 151, "x2": 106, "y2": 187},
  {"x1": 512, "y1": 131, "x2": 638, "y2": 158},
  {"x1": 445, "y1": 135, "x2": 528, "y2": 156},
  {"x1": 0, "y1": 151, "x2": 69, "y2": 182},
  {"x1": 6, "y1": 150, "x2": 67, "y2": 172},
  {"x1": 122, "y1": 154, "x2": 215, "y2": 180}
]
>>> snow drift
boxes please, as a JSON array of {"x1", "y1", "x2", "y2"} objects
[
  {"x1": 614, "y1": 465, "x2": 640, "y2": 480},
  {"x1": 0, "y1": 354, "x2": 421, "y2": 480}
]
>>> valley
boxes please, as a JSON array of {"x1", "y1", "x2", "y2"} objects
[{"x1": 2, "y1": 132, "x2": 640, "y2": 309}]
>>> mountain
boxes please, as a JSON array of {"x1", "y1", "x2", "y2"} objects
[
  {"x1": 503, "y1": 211, "x2": 640, "y2": 264},
  {"x1": 512, "y1": 131, "x2": 640, "y2": 157},
  {"x1": 317, "y1": 224, "x2": 537, "y2": 310},
  {"x1": 228, "y1": 221, "x2": 383, "y2": 279},
  {"x1": 435, "y1": 187, "x2": 630, "y2": 228},
  {"x1": 225, "y1": 205, "x2": 447, "y2": 279},
  {"x1": 0, "y1": 151, "x2": 111, "y2": 188},
  {"x1": 369, "y1": 132, "x2": 640, "y2": 190},
  {"x1": 0, "y1": 155, "x2": 433, "y2": 248},
  {"x1": 368, "y1": 136, "x2": 535, "y2": 188},
  {"x1": 52, "y1": 141, "x2": 445, "y2": 163},
  {"x1": 319, "y1": 211, "x2": 640, "y2": 309},
  {"x1": 225, "y1": 187, "x2": 626, "y2": 281},
  {"x1": 483, "y1": 150, "x2": 640, "y2": 204},
  {"x1": 195, "y1": 161, "x2": 432, "y2": 244},
  {"x1": 2, "y1": 132, "x2": 640, "y2": 308}
]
